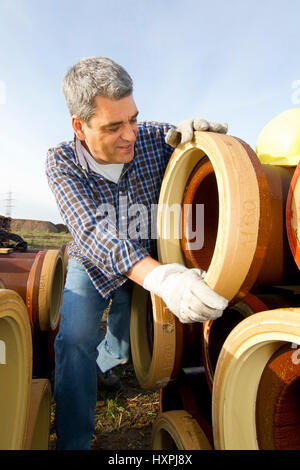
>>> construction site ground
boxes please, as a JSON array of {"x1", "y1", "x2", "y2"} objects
[{"x1": 49, "y1": 362, "x2": 160, "y2": 450}]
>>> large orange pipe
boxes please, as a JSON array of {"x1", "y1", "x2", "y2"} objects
[{"x1": 181, "y1": 145, "x2": 299, "y2": 301}]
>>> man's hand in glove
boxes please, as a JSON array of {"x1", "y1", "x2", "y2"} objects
[
  {"x1": 142, "y1": 263, "x2": 228, "y2": 324},
  {"x1": 165, "y1": 118, "x2": 228, "y2": 148}
]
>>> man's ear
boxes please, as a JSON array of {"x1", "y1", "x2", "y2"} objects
[{"x1": 71, "y1": 115, "x2": 86, "y2": 140}]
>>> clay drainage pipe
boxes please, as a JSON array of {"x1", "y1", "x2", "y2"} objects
[
  {"x1": 0, "y1": 249, "x2": 64, "y2": 332},
  {"x1": 151, "y1": 410, "x2": 212, "y2": 450},
  {"x1": 286, "y1": 160, "x2": 300, "y2": 270},
  {"x1": 132, "y1": 131, "x2": 271, "y2": 390},
  {"x1": 184, "y1": 151, "x2": 299, "y2": 288},
  {"x1": 202, "y1": 292, "x2": 269, "y2": 392},
  {"x1": 146, "y1": 131, "x2": 268, "y2": 393},
  {"x1": 212, "y1": 307, "x2": 300, "y2": 450},
  {"x1": 130, "y1": 284, "x2": 203, "y2": 389},
  {"x1": 0, "y1": 289, "x2": 32, "y2": 450},
  {"x1": 157, "y1": 132, "x2": 265, "y2": 302},
  {"x1": 23, "y1": 378, "x2": 52, "y2": 450},
  {"x1": 130, "y1": 285, "x2": 182, "y2": 389},
  {"x1": 159, "y1": 368, "x2": 213, "y2": 444},
  {"x1": 202, "y1": 288, "x2": 300, "y2": 392},
  {"x1": 255, "y1": 342, "x2": 300, "y2": 450},
  {"x1": 158, "y1": 131, "x2": 299, "y2": 303}
]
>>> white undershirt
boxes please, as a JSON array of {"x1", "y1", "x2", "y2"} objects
[{"x1": 75, "y1": 137, "x2": 124, "y2": 184}]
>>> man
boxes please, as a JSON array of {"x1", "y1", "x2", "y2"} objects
[{"x1": 46, "y1": 56, "x2": 228, "y2": 450}]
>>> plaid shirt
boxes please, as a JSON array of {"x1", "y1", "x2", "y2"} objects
[{"x1": 46, "y1": 121, "x2": 174, "y2": 299}]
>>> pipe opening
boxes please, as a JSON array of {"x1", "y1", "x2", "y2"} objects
[
  {"x1": 181, "y1": 156, "x2": 219, "y2": 271},
  {"x1": 154, "y1": 429, "x2": 178, "y2": 450},
  {"x1": 49, "y1": 255, "x2": 64, "y2": 330}
]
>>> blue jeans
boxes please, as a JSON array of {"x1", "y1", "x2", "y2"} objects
[{"x1": 54, "y1": 258, "x2": 132, "y2": 450}]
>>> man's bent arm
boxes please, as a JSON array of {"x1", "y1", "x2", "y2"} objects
[{"x1": 125, "y1": 256, "x2": 161, "y2": 286}]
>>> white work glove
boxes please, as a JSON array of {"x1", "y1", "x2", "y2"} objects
[
  {"x1": 165, "y1": 118, "x2": 228, "y2": 148},
  {"x1": 143, "y1": 263, "x2": 228, "y2": 324}
]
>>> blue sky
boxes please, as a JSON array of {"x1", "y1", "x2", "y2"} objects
[{"x1": 0, "y1": 0, "x2": 300, "y2": 223}]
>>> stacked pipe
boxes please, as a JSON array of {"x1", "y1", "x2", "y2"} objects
[
  {"x1": 0, "y1": 215, "x2": 12, "y2": 245},
  {"x1": 0, "y1": 215, "x2": 11, "y2": 232},
  {"x1": 0, "y1": 246, "x2": 65, "y2": 449},
  {"x1": 130, "y1": 131, "x2": 300, "y2": 450}
]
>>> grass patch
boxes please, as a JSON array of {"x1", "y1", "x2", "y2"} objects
[
  {"x1": 14, "y1": 231, "x2": 72, "y2": 249},
  {"x1": 49, "y1": 363, "x2": 160, "y2": 450}
]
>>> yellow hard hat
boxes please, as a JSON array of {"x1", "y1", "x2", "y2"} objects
[{"x1": 256, "y1": 108, "x2": 300, "y2": 166}]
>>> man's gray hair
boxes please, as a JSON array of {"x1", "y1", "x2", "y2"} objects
[{"x1": 62, "y1": 57, "x2": 133, "y2": 123}]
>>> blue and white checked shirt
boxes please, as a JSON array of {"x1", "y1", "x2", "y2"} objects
[{"x1": 46, "y1": 121, "x2": 174, "y2": 299}]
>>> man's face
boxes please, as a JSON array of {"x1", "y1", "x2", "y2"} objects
[{"x1": 75, "y1": 95, "x2": 139, "y2": 165}]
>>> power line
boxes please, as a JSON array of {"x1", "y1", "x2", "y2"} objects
[{"x1": 2, "y1": 189, "x2": 15, "y2": 218}]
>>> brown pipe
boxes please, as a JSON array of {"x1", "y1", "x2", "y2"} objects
[
  {"x1": 0, "y1": 251, "x2": 39, "y2": 304},
  {"x1": 212, "y1": 307, "x2": 300, "y2": 449},
  {"x1": 202, "y1": 289, "x2": 299, "y2": 391},
  {"x1": 181, "y1": 143, "x2": 299, "y2": 301},
  {"x1": 255, "y1": 163, "x2": 297, "y2": 285},
  {"x1": 202, "y1": 293, "x2": 268, "y2": 391},
  {"x1": 157, "y1": 132, "x2": 276, "y2": 304},
  {"x1": 0, "y1": 215, "x2": 11, "y2": 231},
  {"x1": 130, "y1": 284, "x2": 204, "y2": 389},
  {"x1": 0, "y1": 249, "x2": 64, "y2": 331},
  {"x1": 159, "y1": 368, "x2": 213, "y2": 443},
  {"x1": 151, "y1": 410, "x2": 212, "y2": 450},
  {"x1": 130, "y1": 286, "x2": 183, "y2": 389},
  {"x1": 256, "y1": 343, "x2": 300, "y2": 450},
  {"x1": 286, "y1": 161, "x2": 300, "y2": 270}
]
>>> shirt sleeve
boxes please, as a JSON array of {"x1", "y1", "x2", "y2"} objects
[
  {"x1": 151, "y1": 121, "x2": 176, "y2": 166},
  {"x1": 46, "y1": 148, "x2": 150, "y2": 280}
]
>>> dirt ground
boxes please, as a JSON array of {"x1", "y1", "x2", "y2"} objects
[
  {"x1": 48, "y1": 307, "x2": 160, "y2": 451},
  {"x1": 49, "y1": 363, "x2": 160, "y2": 450}
]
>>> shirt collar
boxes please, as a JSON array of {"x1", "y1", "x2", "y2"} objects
[{"x1": 73, "y1": 134, "x2": 139, "y2": 180}]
